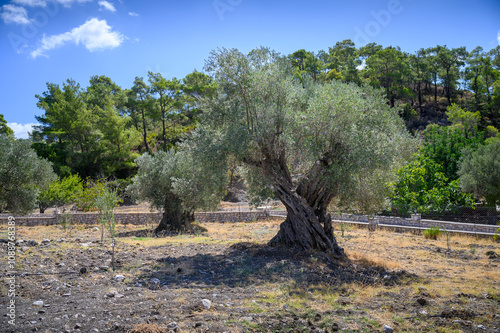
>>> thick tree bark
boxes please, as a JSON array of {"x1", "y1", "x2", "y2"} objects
[
  {"x1": 269, "y1": 186, "x2": 344, "y2": 258},
  {"x1": 154, "y1": 192, "x2": 194, "y2": 234},
  {"x1": 264, "y1": 153, "x2": 344, "y2": 258},
  {"x1": 39, "y1": 203, "x2": 47, "y2": 214}
]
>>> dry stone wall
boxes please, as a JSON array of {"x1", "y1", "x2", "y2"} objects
[
  {"x1": 330, "y1": 213, "x2": 499, "y2": 234},
  {"x1": 0, "y1": 210, "x2": 269, "y2": 226}
]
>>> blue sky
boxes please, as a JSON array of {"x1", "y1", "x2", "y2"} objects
[{"x1": 1, "y1": 0, "x2": 499, "y2": 138}]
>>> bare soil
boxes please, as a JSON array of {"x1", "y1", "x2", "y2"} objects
[{"x1": 1, "y1": 218, "x2": 499, "y2": 333}]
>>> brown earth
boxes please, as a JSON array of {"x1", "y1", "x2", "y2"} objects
[{"x1": 1, "y1": 218, "x2": 499, "y2": 333}]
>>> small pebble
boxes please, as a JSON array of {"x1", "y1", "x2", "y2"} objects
[
  {"x1": 202, "y1": 299, "x2": 211, "y2": 310},
  {"x1": 383, "y1": 325, "x2": 393, "y2": 333},
  {"x1": 32, "y1": 301, "x2": 44, "y2": 307}
]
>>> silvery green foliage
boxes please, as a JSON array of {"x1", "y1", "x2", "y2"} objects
[
  {"x1": 0, "y1": 135, "x2": 56, "y2": 215},
  {"x1": 199, "y1": 47, "x2": 416, "y2": 211},
  {"x1": 127, "y1": 142, "x2": 227, "y2": 213},
  {"x1": 172, "y1": 131, "x2": 228, "y2": 211},
  {"x1": 238, "y1": 164, "x2": 274, "y2": 207},
  {"x1": 458, "y1": 140, "x2": 500, "y2": 206}
]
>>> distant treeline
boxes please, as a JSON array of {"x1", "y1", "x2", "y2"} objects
[{"x1": 30, "y1": 41, "x2": 500, "y2": 180}]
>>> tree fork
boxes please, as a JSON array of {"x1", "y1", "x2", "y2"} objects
[{"x1": 268, "y1": 184, "x2": 344, "y2": 258}]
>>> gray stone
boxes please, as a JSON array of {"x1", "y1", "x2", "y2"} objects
[
  {"x1": 27, "y1": 240, "x2": 39, "y2": 246},
  {"x1": 477, "y1": 324, "x2": 486, "y2": 330},
  {"x1": 99, "y1": 266, "x2": 109, "y2": 271},
  {"x1": 114, "y1": 274, "x2": 125, "y2": 282},
  {"x1": 41, "y1": 239, "x2": 50, "y2": 244},
  {"x1": 241, "y1": 316, "x2": 253, "y2": 322},
  {"x1": 167, "y1": 322, "x2": 179, "y2": 331},
  {"x1": 383, "y1": 325, "x2": 394, "y2": 333},
  {"x1": 202, "y1": 299, "x2": 211, "y2": 310},
  {"x1": 32, "y1": 300, "x2": 44, "y2": 307},
  {"x1": 74, "y1": 323, "x2": 82, "y2": 329},
  {"x1": 20, "y1": 246, "x2": 30, "y2": 252}
]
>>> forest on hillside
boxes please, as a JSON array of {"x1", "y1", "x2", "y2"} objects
[{"x1": 1, "y1": 41, "x2": 499, "y2": 223}]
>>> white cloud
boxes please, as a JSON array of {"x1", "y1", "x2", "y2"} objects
[
  {"x1": 1, "y1": 4, "x2": 31, "y2": 24},
  {"x1": 128, "y1": 11, "x2": 138, "y2": 16},
  {"x1": 54, "y1": 0, "x2": 92, "y2": 7},
  {"x1": 7, "y1": 122, "x2": 38, "y2": 139},
  {"x1": 31, "y1": 18, "x2": 124, "y2": 58},
  {"x1": 11, "y1": 0, "x2": 92, "y2": 7},
  {"x1": 98, "y1": 0, "x2": 116, "y2": 12},
  {"x1": 356, "y1": 59, "x2": 366, "y2": 71},
  {"x1": 12, "y1": 0, "x2": 47, "y2": 7}
]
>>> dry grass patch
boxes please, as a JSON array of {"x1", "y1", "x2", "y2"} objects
[{"x1": 348, "y1": 250, "x2": 401, "y2": 270}]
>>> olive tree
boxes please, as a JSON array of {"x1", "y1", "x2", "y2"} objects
[
  {"x1": 458, "y1": 140, "x2": 500, "y2": 207},
  {"x1": 198, "y1": 47, "x2": 415, "y2": 257},
  {"x1": 127, "y1": 144, "x2": 227, "y2": 234},
  {"x1": 0, "y1": 135, "x2": 56, "y2": 215}
]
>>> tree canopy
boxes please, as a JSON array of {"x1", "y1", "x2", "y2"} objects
[
  {"x1": 458, "y1": 140, "x2": 500, "y2": 207},
  {"x1": 0, "y1": 114, "x2": 14, "y2": 137},
  {"x1": 0, "y1": 135, "x2": 56, "y2": 215}
]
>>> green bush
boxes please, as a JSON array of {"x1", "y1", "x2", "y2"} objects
[
  {"x1": 74, "y1": 178, "x2": 107, "y2": 212},
  {"x1": 423, "y1": 226, "x2": 442, "y2": 239},
  {"x1": 37, "y1": 174, "x2": 83, "y2": 213}
]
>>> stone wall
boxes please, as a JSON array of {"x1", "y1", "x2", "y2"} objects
[
  {"x1": 330, "y1": 213, "x2": 499, "y2": 234},
  {"x1": 2, "y1": 210, "x2": 497, "y2": 235},
  {"x1": 0, "y1": 210, "x2": 269, "y2": 226}
]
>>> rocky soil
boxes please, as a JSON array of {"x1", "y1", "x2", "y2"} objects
[{"x1": 1, "y1": 220, "x2": 499, "y2": 333}]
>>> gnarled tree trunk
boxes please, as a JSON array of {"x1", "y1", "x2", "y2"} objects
[
  {"x1": 263, "y1": 151, "x2": 344, "y2": 258},
  {"x1": 154, "y1": 192, "x2": 194, "y2": 234},
  {"x1": 269, "y1": 185, "x2": 343, "y2": 258}
]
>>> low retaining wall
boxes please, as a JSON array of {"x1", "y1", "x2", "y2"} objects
[
  {"x1": 330, "y1": 213, "x2": 499, "y2": 235},
  {"x1": 195, "y1": 211, "x2": 268, "y2": 223},
  {"x1": 1, "y1": 210, "x2": 498, "y2": 235},
  {"x1": 0, "y1": 210, "x2": 269, "y2": 226}
]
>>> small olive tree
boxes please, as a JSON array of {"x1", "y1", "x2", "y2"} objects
[
  {"x1": 459, "y1": 140, "x2": 500, "y2": 208},
  {"x1": 0, "y1": 135, "x2": 56, "y2": 215},
  {"x1": 127, "y1": 146, "x2": 227, "y2": 234},
  {"x1": 94, "y1": 187, "x2": 119, "y2": 270}
]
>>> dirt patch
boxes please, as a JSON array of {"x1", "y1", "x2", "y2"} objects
[{"x1": 1, "y1": 220, "x2": 499, "y2": 332}]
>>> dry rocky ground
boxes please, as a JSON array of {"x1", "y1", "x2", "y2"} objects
[{"x1": 1, "y1": 217, "x2": 499, "y2": 333}]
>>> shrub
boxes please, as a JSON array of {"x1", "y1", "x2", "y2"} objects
[
  {"x1": 37, "y1": 174, "x2": 83, "y2": 213},
  {"x1": 73, "y1": 178, "x2": 107, "y2": 212},
  {"x1": 423, "y1": 226, "x2": 442, "y2": 239}
]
